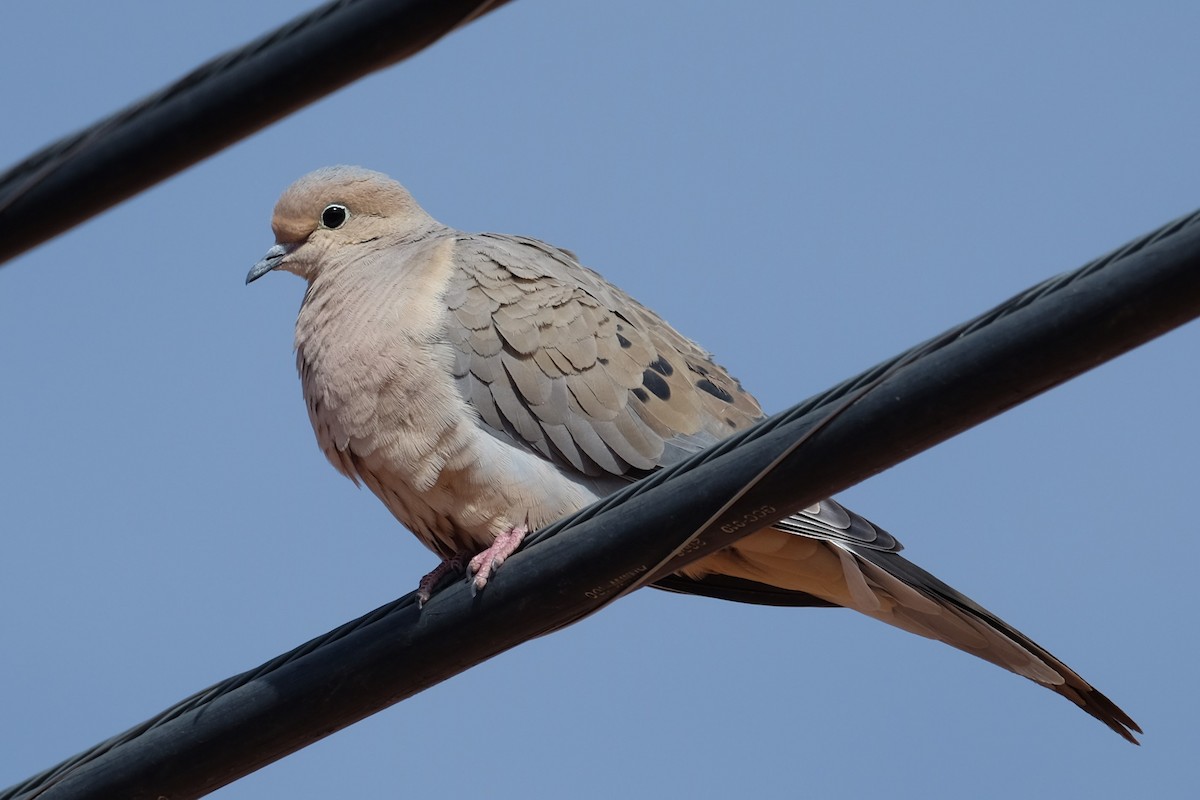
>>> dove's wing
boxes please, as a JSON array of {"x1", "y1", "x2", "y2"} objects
[{"x1": 445, "y1": 232, "x2": 764, "y2": 478}]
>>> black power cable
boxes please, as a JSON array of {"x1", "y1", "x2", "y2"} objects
[{"x1": 0, "y1": 0, "x2": 513, "y2": 266}]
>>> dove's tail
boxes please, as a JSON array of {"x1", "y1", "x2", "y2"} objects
[{"x1": 669, "y1": 504, "x2": 1141, "y2": 744}]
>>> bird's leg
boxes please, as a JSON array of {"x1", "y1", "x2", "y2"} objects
[
  {"x1": 468, "y1": 526, "x2": 528, "y2": 594},
  {"x1": 417, "y1": 551, "x2": 468, "y2": 607}
]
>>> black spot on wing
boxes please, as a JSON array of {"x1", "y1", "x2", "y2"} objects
[
  {"x1": 616, "y1": 333, "x2": 632, "y2": 349},
  {"x1": 649, "y1": 355, "x2": 674, "y2": 376},
  {"x1": 696, "y1": 378, "x2": 734, "y2": 403},
  {"x1": 642, "y1": 369, "x2": 671, "y2": 400},
  {"x1": 633, "y1": 387, "x2": 649, "y2": 402}
]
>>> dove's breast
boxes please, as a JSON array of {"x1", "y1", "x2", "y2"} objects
[{"x1": 292, "y1": 241, "x2": 612, "y2": 557}]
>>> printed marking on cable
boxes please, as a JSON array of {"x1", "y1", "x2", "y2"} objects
[
  {"x1": 719, "y1": 504, "x2": 777, "y2": 535},
  {"x1": 584, "y1": 564, "x2": 649, "y2": 599}
]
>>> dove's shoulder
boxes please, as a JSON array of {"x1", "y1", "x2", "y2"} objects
[{"x1": 442, "y1": 231, "x2": 764, "y2": 480}]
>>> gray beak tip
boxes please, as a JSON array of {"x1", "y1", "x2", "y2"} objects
[{"x1": 246, "y1": 244, "x2": 291, "y2": 285}]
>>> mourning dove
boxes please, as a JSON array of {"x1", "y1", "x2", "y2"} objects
[{"x1": 247, "y1": 166, "x2": 1139, "y2": 743}]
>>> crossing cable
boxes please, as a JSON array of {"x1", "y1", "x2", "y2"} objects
[{"x1": 0, "y1": 0, "x2": 513, "y2": 266}]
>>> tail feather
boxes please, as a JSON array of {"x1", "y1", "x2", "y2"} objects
[{"x1": 677, "y1": 514, "x2": 1140, "y2": 744}]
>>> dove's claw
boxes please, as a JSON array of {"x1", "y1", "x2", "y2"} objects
[
  {"x1": 468, "y1": 526, "x2": 528, "y2": 594},
  {"x1": 417, "y1": 552, "x2": 468, "y2": 607}
]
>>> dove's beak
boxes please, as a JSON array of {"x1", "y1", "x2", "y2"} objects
[{"x1": 246, "y1": 243, "x2": 293, "y2": 284}]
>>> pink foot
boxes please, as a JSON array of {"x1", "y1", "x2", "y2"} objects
[
  {"x1": 417, "y1": 552, "x2": 467, "y2": 607},
  {"x1": 468, "y1": 526, "x2": 528, "y2": 594}
]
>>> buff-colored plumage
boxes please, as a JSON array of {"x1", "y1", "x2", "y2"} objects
[{"x1": 247, "y1": 165, "x2": 1139, "y2": 743}]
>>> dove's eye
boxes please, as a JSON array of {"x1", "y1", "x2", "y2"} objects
[{"x1": 320, "y1": 204, "x2": 349, "y2": 229}]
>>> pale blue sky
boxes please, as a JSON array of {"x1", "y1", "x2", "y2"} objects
[{"x1": 2, "y1": 2, "x2": 1197, "y2": 798}]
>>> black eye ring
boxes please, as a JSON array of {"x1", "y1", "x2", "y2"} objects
[{"x1": 321, "y1": 204, "x2": 349, "y2": 229}]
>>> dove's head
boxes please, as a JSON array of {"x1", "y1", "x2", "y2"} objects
[{"x1": 246, "y1": 166, "x2": 439, "y2": 284}]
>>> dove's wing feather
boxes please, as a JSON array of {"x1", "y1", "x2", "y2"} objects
[{"x1": 445, "y1": 233, "x2": 762, "y2": 478}]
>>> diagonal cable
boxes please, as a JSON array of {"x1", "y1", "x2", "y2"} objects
[{"x1": 0, "y1": 0, "x2": 514, "y2": 265}]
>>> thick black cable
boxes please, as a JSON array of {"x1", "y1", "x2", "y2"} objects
[
  {"x1": 0, "y1": 0, "x2": 512, "y2": 266},
  {"x1": 6, "y1": 205, "x2": 1200, "y2": 800}
]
